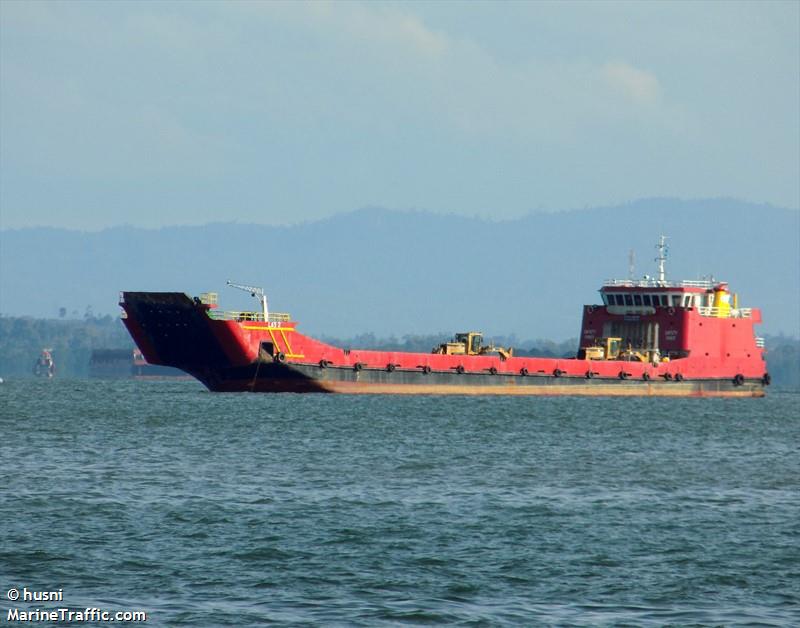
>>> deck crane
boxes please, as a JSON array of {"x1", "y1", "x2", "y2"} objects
[{"x1": 226, "y1": 280, "x2": 269, "y2": 322}]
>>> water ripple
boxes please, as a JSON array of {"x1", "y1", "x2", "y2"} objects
[{"x1": 1, "y1": 380, "x2": 798, "y2": 625}]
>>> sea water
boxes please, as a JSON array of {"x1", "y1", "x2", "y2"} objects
[{"x1": 1, "y1": 379, "x2": 798, "y2": 626}]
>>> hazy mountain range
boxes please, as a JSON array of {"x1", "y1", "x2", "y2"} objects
[{"x1": 1, "y1": 198, "x2": 798, "y2": 340}]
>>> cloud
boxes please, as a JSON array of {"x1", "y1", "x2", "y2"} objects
[
  {"x1": 337, "y1": 4, "x2": 448, "y2": 58},
  {"x1": 241, "y1": 1, "x2": 449, "y2": 59},
  {"x1": 601, "y1": 62, "x2": 662, "y2": 105},
  {"x1": 254, "y1": 5, "x2": 673, "y2": 138}
]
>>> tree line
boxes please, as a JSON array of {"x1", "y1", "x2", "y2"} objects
[
  {"x1": 0, "y1": 315, "x2": 133, "y2": 378},
  {"x1": 0, "y1": 316, "x2": 797, "y2": 389}
]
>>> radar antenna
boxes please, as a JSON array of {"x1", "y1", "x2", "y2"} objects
[
  {"x1": 226, "y1": 280, "x2": 269, "y2": 321},
  {"x1": 654, "y1": 235, "x2": 668, "y2": 284}
]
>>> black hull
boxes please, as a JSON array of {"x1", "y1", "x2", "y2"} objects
[{"x1": 185, "y1": 360, "x2": 766, "y2": 397}]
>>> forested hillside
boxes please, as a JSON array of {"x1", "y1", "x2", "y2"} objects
[{"x1": 2, "y1": 200, "x2": 798, "y2": 340}]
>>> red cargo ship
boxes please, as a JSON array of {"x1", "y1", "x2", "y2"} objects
[{"x1": 120, "y1": 238, "x2": 769, "y2": 396}]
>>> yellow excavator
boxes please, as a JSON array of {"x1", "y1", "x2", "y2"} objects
[{"x1": 433, "y1": 332, "x2": 513, "y2": 360}]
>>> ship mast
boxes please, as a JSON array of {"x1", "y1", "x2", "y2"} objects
[
  {"x1": 654, "y1": 235, "x2": 668, "y2": 284},
  {"x1": 628, "y1": 249, "x2": 635, "y2": 281},
  {"x1": 226, "y1": 280, "x2": 269, "y2": 321}
]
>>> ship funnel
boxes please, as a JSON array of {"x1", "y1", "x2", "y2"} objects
[{"x1": 712, "y1": 283, "x2": 731, "y2": 317}]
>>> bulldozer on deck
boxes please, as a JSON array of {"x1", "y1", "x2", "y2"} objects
[{"x1": 433, "y1": 332, "x2": 513, "y2": 360}]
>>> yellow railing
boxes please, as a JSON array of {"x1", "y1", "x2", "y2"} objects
[{"x1": 208, "y1": 310, "x2": 291, "y2": 323}]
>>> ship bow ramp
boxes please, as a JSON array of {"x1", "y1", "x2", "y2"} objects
[{"x1": 120, "y1": 292, "x2": 243, "y2": 372}]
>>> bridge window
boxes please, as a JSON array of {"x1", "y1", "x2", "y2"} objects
[
  {"x1": 643, "y1": 294, "x2": 652, "y2": 306},
  {"x1": 634, "y1": 294, "x2": 642, "y2": 306},
  {"x1": 671, "y1": 295, "x2": 681, "y2": 307},
  {"x1": 624, "y1": 294, "x2": 633, "y2": 306}
]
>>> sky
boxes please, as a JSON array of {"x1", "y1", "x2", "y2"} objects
[{"x1": 1, "y1": 0, "x2": 798, "y2": 231}]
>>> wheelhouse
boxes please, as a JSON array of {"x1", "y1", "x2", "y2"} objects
[{"x1": 601, "y1": 279, "x2": 713, "y2": 313}]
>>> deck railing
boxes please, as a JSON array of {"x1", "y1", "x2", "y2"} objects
[
  {"x1": 199, "y1": 292, "x2": 218, "y2": 306},
  {"x1": 604, "y1": 278, "x2": 716, "y2": 289},
  {"x1": 696, "y1": 306, "x2": 752, "y2": 319},
  {"x1": 207, "y1": 310, "x2": 291, "y2": 323}
]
